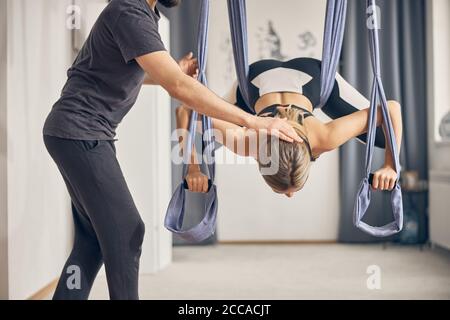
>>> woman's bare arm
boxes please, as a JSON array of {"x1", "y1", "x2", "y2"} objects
[
  {"x1": 175, "y1": 105, "x2": 209, "y2": 193},
  {"x1": 319, "y1": 100, "x2": 403, "y2": 190},
  {"x1": 321, "y1": 100, "x2": 402, "y2": 156},
  {"x1": 176, "y1": 103, "x2": 255, "y2": 193}
]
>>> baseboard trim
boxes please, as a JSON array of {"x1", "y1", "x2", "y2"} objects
[
  {"x1": 28, "y1": 278, "x2": 58, "y2": 300},
  {"x1": 218, "y1": 240, "x2": 338, "y2": 245}
]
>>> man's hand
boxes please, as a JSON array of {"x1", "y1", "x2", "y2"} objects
[
  {"x1": 247, "y1": 116, "x2": 303, "y2": 143},
  {"x1": 178, "y1": 52, "x2": 199, "y2": 78},
  {"x1": 371, "y1": 165, "x2": 398, "y2": 191}
]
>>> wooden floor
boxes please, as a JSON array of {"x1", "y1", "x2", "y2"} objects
[{"x1": 28, "y1": 278, "x2": 58, "y2": 300}]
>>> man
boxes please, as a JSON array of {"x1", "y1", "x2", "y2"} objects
[{"x1": 43, "y1": 0, "x2": 300, "y2": 300}]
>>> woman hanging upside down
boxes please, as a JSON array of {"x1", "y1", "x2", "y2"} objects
[{"x1": 177, "y1": 57, "x2": 403, "y2": 197}]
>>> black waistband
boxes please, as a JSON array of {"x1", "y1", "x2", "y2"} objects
[{"x1": 257, "y1": 104, "x2": 314, "y2": 118}]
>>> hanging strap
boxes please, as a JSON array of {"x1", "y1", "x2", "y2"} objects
[
  {"x1": 227, "y1": 0, "x2": 251, "y2": 107},
  {"x1": 164, "y1": 0, "x2": 218, "y2": 243},
  {"x1": 318, "y1": 0, "x2": 348, "y2": 108},
  {"x1": 353, "y1": 0, "x2": 403, "y2": 237}
]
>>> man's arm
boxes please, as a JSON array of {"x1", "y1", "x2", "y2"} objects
[
  {"x1": 177, "y1": 104, "x2": 255, "y2": 157},
  {"x1": 143, "y1": 52, "x2": 198, "y2": 86},
  {"x1": 143, "y1": 74, "x2": 158, "y2": 85},
  {"x1": 135, "y1": 51, "x2": 302, "y2": 143}
]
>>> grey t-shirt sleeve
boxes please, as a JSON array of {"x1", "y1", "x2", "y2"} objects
[{"x1": 112, "y1": 8, "x2": 166, "y2": 64}]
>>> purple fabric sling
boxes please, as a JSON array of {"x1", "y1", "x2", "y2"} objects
[
  {"x1": 164, "y1": 0, "x2": 218, "y2": 242},
  {"x1": 352, "y1": 0, "x2": 403, "y2": 236}
]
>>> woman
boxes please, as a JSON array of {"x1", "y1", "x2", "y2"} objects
[{"x1": 177, "y1": 57, "x2": 403, "y2": 197}]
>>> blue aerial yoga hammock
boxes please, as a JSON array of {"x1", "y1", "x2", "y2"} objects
[
  {"x1": 353, "y1": 0, "x2": 403, "y2": 236},
  {"x1": 165, "y1": 0, "x2": 403, "y2": 241},
  {"x1": 164, "y1": 0, "x2": 218, "y2": 243}
]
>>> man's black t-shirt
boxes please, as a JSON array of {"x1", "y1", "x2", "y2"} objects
[{"x1": 43, "y1": 0, "x2": 166, "y2": 140}]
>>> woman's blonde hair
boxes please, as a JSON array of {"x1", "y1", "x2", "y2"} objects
[{"x1": 257, "y1": 107, "x2": 313, "y2": 193}]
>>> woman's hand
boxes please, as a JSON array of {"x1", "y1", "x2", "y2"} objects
[
  {"x1": 371, "y1": 165, "x2": 398, "y2": 191},
  {"x1": 186, "y1": 165, "x2": 209, "y2": 193},
  {"x1": 178, "y1": 52, "x2": 199, "y2": 78}
]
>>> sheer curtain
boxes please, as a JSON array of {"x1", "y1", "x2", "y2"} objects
[{"x1": 3, "y1": 0, "x2": 74, "y2": 298}]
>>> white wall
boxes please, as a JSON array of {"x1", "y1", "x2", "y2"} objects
[
  {"x1": 427, "y1": 0, "x2": 450, "y2": 144},
  {"x1": 426, "y1": 0, "x2": 450, "y2": 250},
  {"x1": 208, "y1": 0, "x2": 340, "y2": 241},
  {"x1": 0, "y1": 0, "x2": 9, "y2": 299},
  {"x1": 4, "y1": 0, "x2": 74, "y2": 299}
]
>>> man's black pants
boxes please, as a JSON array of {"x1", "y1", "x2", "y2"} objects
[{"x1": 44, "y1": 135, "x2": 145, "y2": 300}]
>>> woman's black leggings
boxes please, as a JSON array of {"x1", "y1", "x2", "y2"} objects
[{"x1": 44, "y1": 135, "x2": 145, "y2": 300}]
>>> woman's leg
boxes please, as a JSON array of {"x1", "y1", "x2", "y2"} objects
[
  {"x1": 44, "y1": 135, "x2": 145, "y2": 300},
  {"x1": 321, "y1": 73, "x2": 386, "y2": 149}
]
